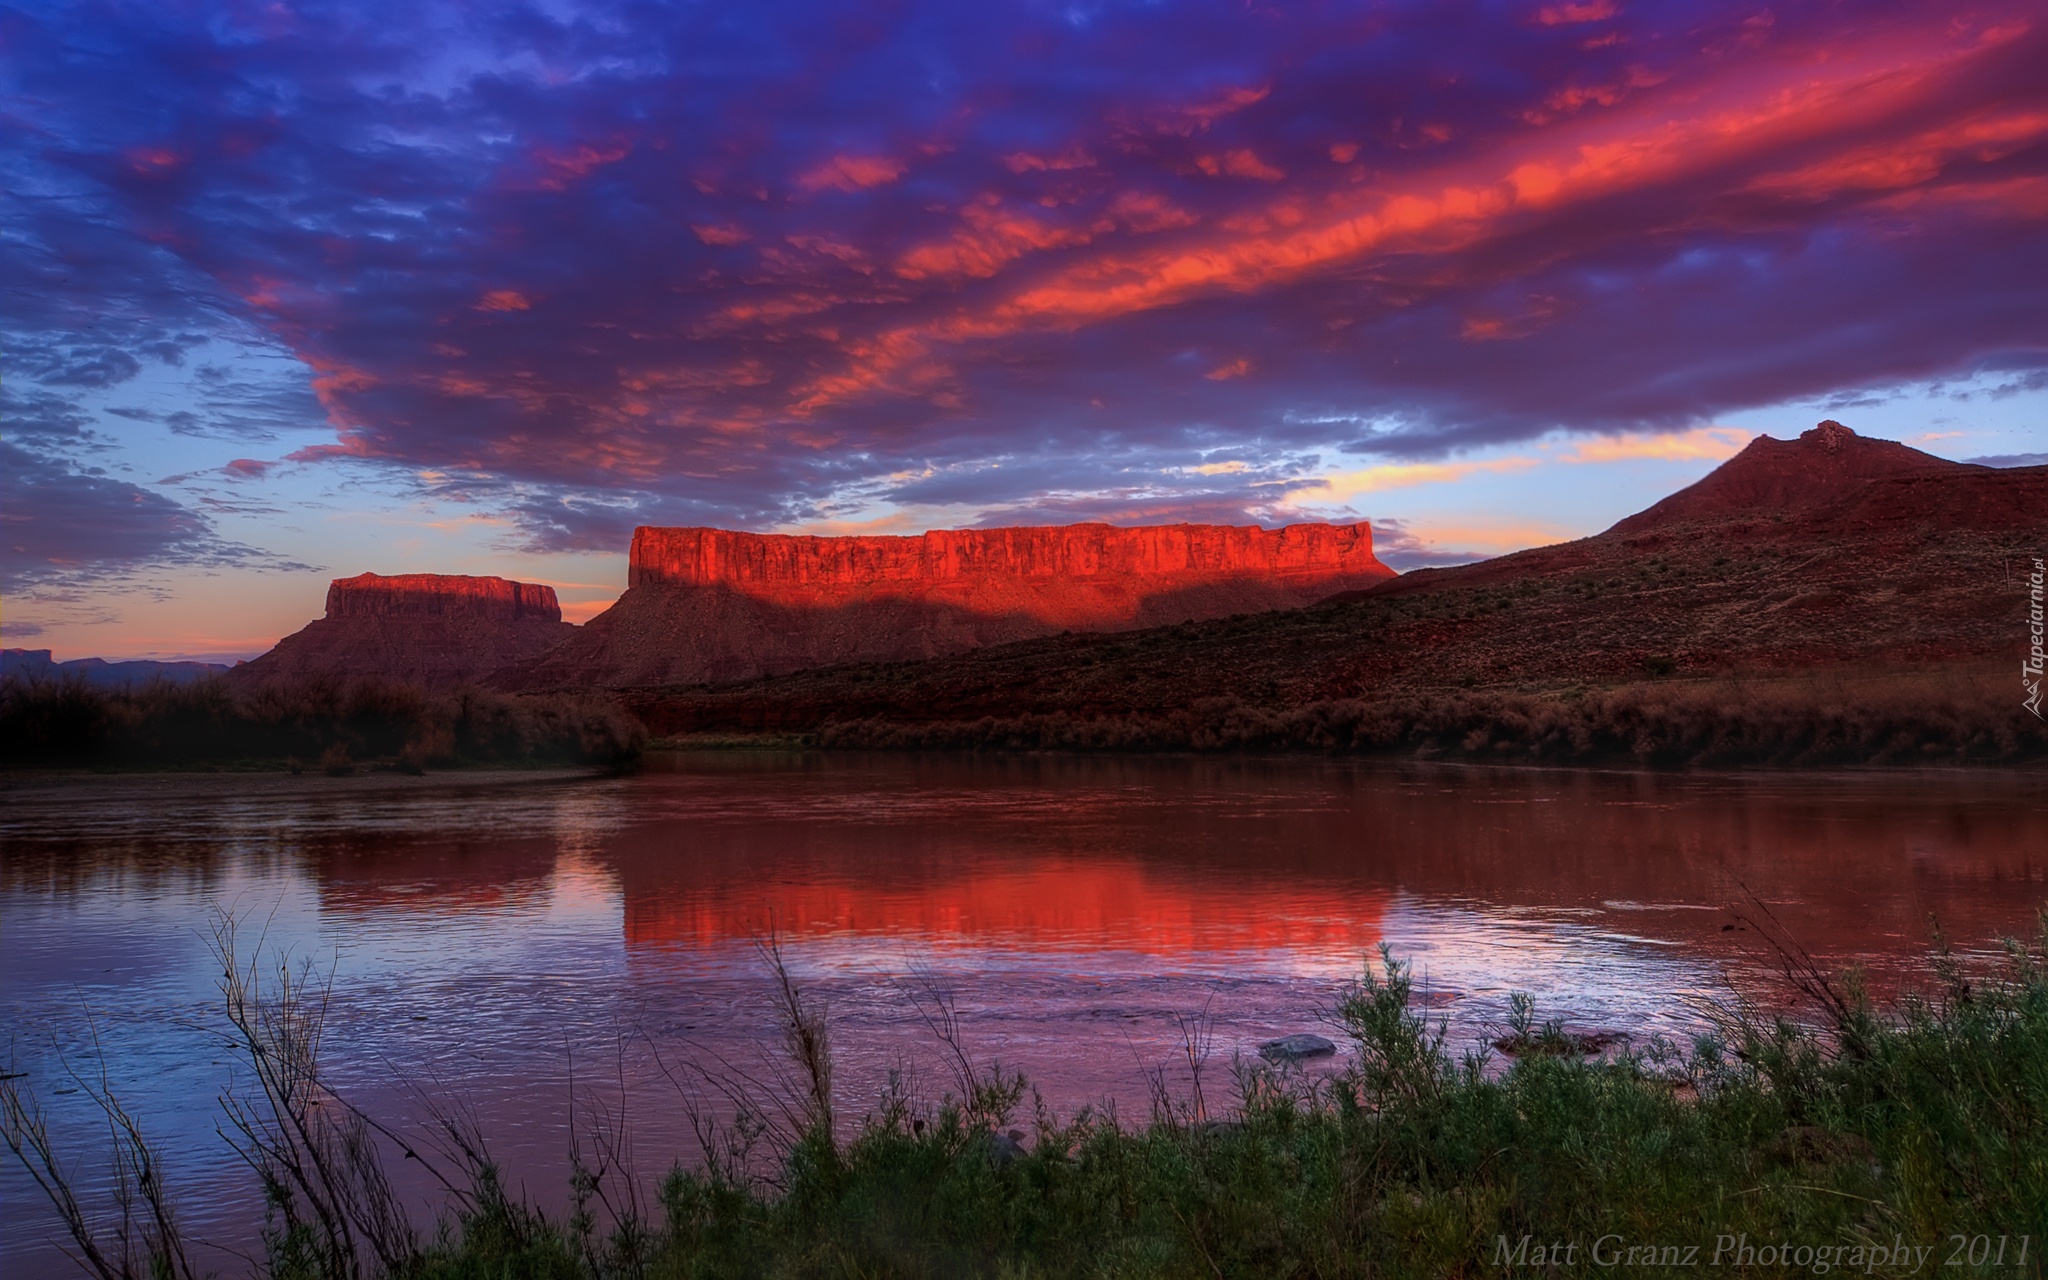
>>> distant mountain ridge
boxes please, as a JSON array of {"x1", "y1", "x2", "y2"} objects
[{"x1": 1, "y1": 648, "x2": 234, "y2": 687}]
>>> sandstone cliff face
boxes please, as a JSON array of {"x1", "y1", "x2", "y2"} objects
[
  {"x1": 631, "y1": 523, "x2": 1383, "y2": 590},
  {"x1": 509, "y1": 521, "x2": 1392, "y2": 690},
  {"x1": 234, "y1": 573, "x2": 578, "y2": 688},
  {"x1": 325, "y1": 572, "x2": 562, "y2": 620}
]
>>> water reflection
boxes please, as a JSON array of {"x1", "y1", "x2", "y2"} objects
[{"x1": 2, "y1": 756, "x2": 2043, "y2": 1279}]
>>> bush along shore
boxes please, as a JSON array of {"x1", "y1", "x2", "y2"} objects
[
  {"x1": 721, "y1": 669, "x2": 2048, "y2": 767},
  {"x1": 5, "y1": 917, "x2": 2046, "y2": 1279},
  {"x1": 634, "y1": 656, "x2": 2048, "y2": 767},
  {"x1": 0, "y1": 674, "x2": 645, "y2": 771}
]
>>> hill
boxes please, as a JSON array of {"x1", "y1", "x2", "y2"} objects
[
  {"x1": 1605, "y1": 419, "x2": 1976, "y2": 535},
  {"x1": 621, "y1": 424, "x2": 2048, "y2": 766}
]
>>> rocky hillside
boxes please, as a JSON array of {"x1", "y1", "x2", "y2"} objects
[
  {"x1": 1605, "y1": 419, "x2": 1977, "y2": 534},
  {"x1": 506, "y1": 521, "x2": 1392, "y2": 688},
  {"x1": 232, "y1": 573, "x2": 578, "y2": 688},
  {"x1": 624, "y1": 424, "x2": 2048, "y2": 765}
]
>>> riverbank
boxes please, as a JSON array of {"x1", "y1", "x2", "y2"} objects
[{"x1": 6, "y1": 930, "x2": 2043, "y2": 1280}]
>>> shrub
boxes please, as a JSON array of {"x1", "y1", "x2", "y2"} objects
[
  {"x1": 803, "y1": 666, "x2": 2046, "y2": 766},
  {"x1": 0, "y1": 674, "x2": 645, "y2": 770}
]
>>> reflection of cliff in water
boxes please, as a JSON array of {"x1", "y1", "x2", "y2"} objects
[
  {"x1": 608, "y1": 756, "x2": 2048, "y2": 967},
  {"x1": 8, "y1": 759, "x2": 2038, "y2": 976},
  {"x1": 616, "y1": 850, "x2": 1393, "y2": 959}
]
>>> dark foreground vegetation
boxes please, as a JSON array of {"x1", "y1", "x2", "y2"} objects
[
  {"x1": 7, "y1": 916, "x2": 2046, "y2": 1279},
  {"x1": 0, "y1": 674, "x2": 645, "y2": 771}
]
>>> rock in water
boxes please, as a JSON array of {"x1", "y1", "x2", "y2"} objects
[
  {"x1": 508, "y1": 521, "x2": 1393, "y2": 689},
  {"x1": 987, "y1": 1129, "x2": 1028, "y2": 1166},
  {"x1": 233, "y1": 573, "x2": 579, "y2": 688},
  {"x1": 1258, "y1": 1033, "x2": 1338, "y2": 1064}
]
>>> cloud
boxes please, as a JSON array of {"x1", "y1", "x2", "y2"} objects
[
  {"x1": 1535, "y1": 1, "x2": 1618, "y2": 26},
  {"x1": 1965, "y1": 452, "x2": 2048, "y2": 468},
  {"x1": 2, "y1": 0, "x2": 2043, "y2": 556},
  {"x1": 1555, "y1": 427, "x2": 1753, "y2": 464},
  {"x1": 0, "y1": 441, "x2": 298, "y2": 592},
  {"x1": 796, "y1": 154, "x2": 907, "y2": 193},
  {"x1": 1194, "y1": 149, "x2": 1285, "y2": 181},
  {"x1": 1365, "y1": 517, "x2": 1566, "y2": 570},
  {"x1": 1285, "y1": 457, "x2": 1539, "y2": 506}
]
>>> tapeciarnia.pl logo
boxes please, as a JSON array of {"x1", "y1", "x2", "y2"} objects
[{"x1": 2026, "y1": 556, "x2": 2045, "y2": 720}]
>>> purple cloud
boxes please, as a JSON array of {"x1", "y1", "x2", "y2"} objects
[{"x1": 3, "y1": 0, "x2": 2044, "y2": 561}]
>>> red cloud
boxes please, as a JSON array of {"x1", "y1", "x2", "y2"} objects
[
  {"x1": 796, "y1": 154, "x2": 907, "y2": 193},
  {"x1": 1194, "y1": 149, "x2": 1286, "y2": 181},
  {"x1": 1004, "y1": 147, "x2": 1095, "y2": 172},
  {"x1": 1536, "y1": 0, "x2": 1617, "y2": 25}
]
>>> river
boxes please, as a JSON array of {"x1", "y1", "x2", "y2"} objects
[{"x1": 3, "y1": 755, "x2": 2044, "y2": 1276}]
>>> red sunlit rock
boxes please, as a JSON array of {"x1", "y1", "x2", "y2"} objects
[
  {"x1": 510, "y1": 521, "x2": 1393, "y2": 689},
  {"x1": 324, "y1": 572, "x2": 563, "y2": 620},
  {"x1": 629, "y1": 521, "x2": 1387, "y2": 590}
]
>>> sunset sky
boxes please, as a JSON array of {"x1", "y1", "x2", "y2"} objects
[{"x1": 5, "y1": 0, "x2": 2045, "y2": 660}]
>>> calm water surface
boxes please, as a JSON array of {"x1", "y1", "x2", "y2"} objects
[{"x1": 3, "y1": 755, "x2": 2045, "y2": 1276}]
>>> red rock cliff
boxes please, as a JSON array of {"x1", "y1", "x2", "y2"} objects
[
  {"x1": 326, "y1": 573, "x2": 562, "y2": 621},
  {"x1": 507, "y1": 521, "x2": 1392, "y2": 690},
  {"x1": 629, "y1": 523, "x2": 1382, "y2": 589},
  {"x1": 235, "y1": 573, "x2": 577, "y2": 688}
]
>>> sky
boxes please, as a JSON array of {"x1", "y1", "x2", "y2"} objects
[{"x1": 4, "y1": 0, "x2": 2046, "y2": 660}]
